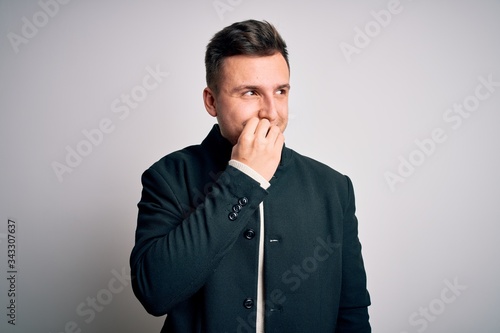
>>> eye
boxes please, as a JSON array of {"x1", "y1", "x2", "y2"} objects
[
  {"x1": 276, "y1": 89, "x2": 287, "y2": 95},
  {"x1": 244, "y1": 90, "x2": 256, "y2": 96}
]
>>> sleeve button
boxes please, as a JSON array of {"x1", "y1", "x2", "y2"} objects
[
  {"x1": 238, "y1": 197, "x2": 249, "y2": 206},
  {"x1": 228, "y1": 212, "x2": 238, "y2": 221},
  {"x1": 232, "y1": 204, "x2": 242, "y2": 213}
]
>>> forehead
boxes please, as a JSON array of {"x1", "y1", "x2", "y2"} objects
[{"x1": 219, "y1": 53, "x2": 290, "y2": 87}]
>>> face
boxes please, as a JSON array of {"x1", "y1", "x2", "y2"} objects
[{"x1": 203, "y1": 52, "x2": 290, "y2": 145}]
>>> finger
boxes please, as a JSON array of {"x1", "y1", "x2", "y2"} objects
[
  {"x1": 237, "y1": 118, "x2": 259, "y2": 144},
  {"x1": 275, "y1": 130, "x2": 285, "y2": 147},
  {"x1": 240, "y1": 117, "x2": 260, "y2": 136},
  {"x1": 267, "y1": 125, "x2": 283, "y2": 145},
  {"x1": 255, "y1": 118, "x2": 271, "y2": 139}
]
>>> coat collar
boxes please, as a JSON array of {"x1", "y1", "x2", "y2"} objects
[{"x1": 200, "y1": 124, "x2": 233, "y2": 165}]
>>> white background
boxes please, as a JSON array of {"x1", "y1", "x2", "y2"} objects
[{"x1": 1, "y1": 0, "x2": 499, "y2": 332}]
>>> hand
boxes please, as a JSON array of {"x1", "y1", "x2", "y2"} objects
[{"x1": 231, "y1": 118, "x2": 284, "y2": 181}]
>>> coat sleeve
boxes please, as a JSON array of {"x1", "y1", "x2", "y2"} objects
[
  {"x1": 129, "y1": 164, "x2": 267, "y2": 316},
  {"x1": 336, "y1": 175, "x2": 371, "y2": 332}
]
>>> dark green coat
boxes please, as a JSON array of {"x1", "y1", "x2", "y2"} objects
[{"x1": 130, "y1": 125, "x2": 371, "y2": 332}]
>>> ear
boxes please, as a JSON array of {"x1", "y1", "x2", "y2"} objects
[{"x1": 203, "y1": 87, "x2": 217, "y2": 117}]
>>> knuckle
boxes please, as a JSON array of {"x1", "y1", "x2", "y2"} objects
[{"x1": 239, "y1": 135, "x2": 252, "y2": 145}]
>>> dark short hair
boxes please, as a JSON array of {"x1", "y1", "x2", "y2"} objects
[{"x1": 205, "y1": 19, "x2": 289, "y2": 93}]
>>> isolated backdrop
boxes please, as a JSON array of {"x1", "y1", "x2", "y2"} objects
[{"x1": 1, "y1": 1, "x2": 499, "y2": 332}]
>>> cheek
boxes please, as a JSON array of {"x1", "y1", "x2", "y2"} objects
[
  {"x1": 277, "y1": 100, "x2": 289, "y2": 116},
  {"x1": 226, "y1": 101, "x2": 259, "y2": 121},
  {"x1": 216, "y1": 101, "x2": 249, "y2": 133}
]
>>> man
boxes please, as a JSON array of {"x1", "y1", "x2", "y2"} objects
[{"x1": 130, "y1": 20, "x2": 371, "y2": 332}]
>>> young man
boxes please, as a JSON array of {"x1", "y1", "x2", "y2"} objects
[{"x1": 130, "y1": 20, "x2": 371, "y2": 332}]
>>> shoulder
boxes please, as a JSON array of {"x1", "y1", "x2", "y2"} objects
[
  {"x1": 150, "y1": 144, "x2": 202, "y2": 169},
  {"x1": 142, "y1": 144, "x2": 209, "y2": 183},
  {"x1": 285, "y1": 148, "x2": 354, "y2": 196},
  {"x1": 287, "y1": 148, "x2": 346, "y2": 179}
]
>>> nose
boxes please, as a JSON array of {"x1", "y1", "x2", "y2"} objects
[{"x1": 258, "y1": 95, "x2": 278, "y2": 122}]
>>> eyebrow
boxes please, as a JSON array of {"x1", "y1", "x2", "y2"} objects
[{"x1": 231, "y1": 83, "x2": 291, "y2": 93}]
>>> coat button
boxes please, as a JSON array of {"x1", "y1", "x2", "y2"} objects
[
  {"x1": 243, "y1": 298, "x2": 254, "y2": 309},
  {"x1": 244, "y1": 229, "x2": 255, "y2": 240},
  {"x1": 238, "y1": 197, "x2": 248, "y2": 206},
  {"x1": 228, "y1": 212, "x2": 238, "y2": 221},
  {"x1": 232, "y1": 204, "x2": 242, "y2": 213}
]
